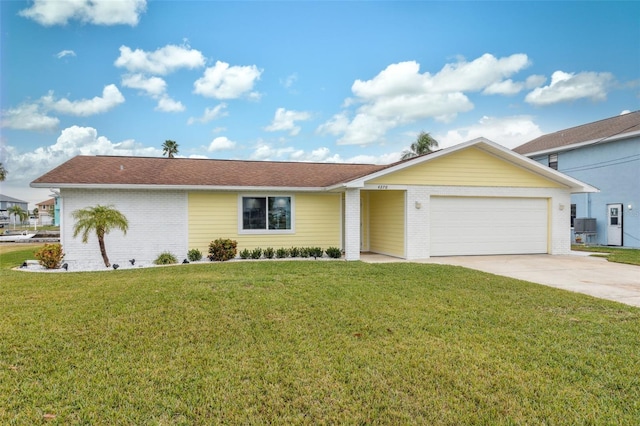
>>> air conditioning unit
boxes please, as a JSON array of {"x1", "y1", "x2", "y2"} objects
[{"x1": 574, "y1": 218, "x2": 596, "y2": 233}]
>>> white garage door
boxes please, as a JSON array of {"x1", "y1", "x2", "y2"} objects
[{"x1": 430, "y1": 197, "x2": 548, "y2": 256}]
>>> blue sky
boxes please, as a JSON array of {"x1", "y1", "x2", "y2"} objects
[{"x1": 1, "y1": 0, "x2": 638, "y2": 207}]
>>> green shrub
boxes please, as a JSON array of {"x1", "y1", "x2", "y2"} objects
[
  {"x1": 208, "y1": 238, "x2": 238, "y2": 261},
  {"x1": 326, "y1": 247, "x2": 342, "y2": 259},
  {"x1": 250, "y1": 247, "x2": 263, "y2": 260},
  {"x1": 187, "y1": 248, "x2": 203, "y2": 262},
  {"x1": 289, "y1": 247, "x2": 300, "y2": 258},
  {"x1": 264, "y1": 247, "x2": 275, "y2": 259},
  {"x1": 34, "y1": 243, "x2": 65, "y2": 269},
  {"x1": 239, "y1": 248, "x2": 251, "y2": 259},
  {"x1": 309, "y1": 247, "x2": 324, "y2": 259},
  {"x1": 276, "y1": 247, "x2": 289, "y2": 259},
  {"x1": 299, "y1": 247, "x2": 310, "y2": 258},
  {"x1": 154, "y1": 251, "x2": 178, "y2": 265}
]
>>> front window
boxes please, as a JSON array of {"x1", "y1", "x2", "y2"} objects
[{"x1": 241, "y1": 196, "x2": 293, "y2": 232}]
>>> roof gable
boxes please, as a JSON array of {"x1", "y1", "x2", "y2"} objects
[
  {"x1": 342, "y1": 138, "x2": 597, "y2": 193},
  {"x1": 367, "y1": 146, "x2": 564, "y2": 188},
  {"x1": 514, "y1": 111, "x2": 640, "y2": 156}
]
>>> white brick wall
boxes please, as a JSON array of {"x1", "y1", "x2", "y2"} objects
[
  {"x1": 344, "y1": 188, "x2": 361, "y2": 261},
  {"x1": 60, "y1": 188, "x2": 188, "y2": 269}
]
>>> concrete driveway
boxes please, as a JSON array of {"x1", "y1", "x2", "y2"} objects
[{"x1": 362, "y1": 252, "x2": 640, "y2": 308}]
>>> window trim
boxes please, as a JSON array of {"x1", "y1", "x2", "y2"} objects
[{"x1": 238, "y1": 194, "x2": 295, "y2": 234}]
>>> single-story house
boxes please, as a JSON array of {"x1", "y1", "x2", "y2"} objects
[
  {"x1": 514, "y1": 111, "x2": 639, "y2": 248},
  {"x1": 31, "y1": 138, "x2": 596, "y2": 269}
]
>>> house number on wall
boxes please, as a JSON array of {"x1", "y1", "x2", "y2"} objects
[{"x1": 377, "y1": 185, "x2": 388, "y2": 189}]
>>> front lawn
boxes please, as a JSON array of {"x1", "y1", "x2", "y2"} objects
[
  {"x1": 572, "y1": 245, "x2": 640, "y2": 266},
  {"x1": 1, "y1": 250, "x2": 639, "y2": 424}
]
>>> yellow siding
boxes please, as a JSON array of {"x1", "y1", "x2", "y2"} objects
[
  {"x1": 368, "y1": 147, "x2": 564, "y2": 188},
  {"x1": 368, "y1": 190, "x2": 405, "y2": 257},
  {"x1": 188, "y1": 192, "x2": 342, "y2": 253}
]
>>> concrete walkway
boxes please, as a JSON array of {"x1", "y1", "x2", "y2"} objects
[{"x1": 361, "y1": 252, "x2": 640, "y2": 308}]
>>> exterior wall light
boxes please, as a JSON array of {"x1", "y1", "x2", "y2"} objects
[{"x1": 415, "y1": 201, "x2": 422, "y2": 209}]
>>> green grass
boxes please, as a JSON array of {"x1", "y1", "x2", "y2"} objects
[
  {"x1": 1, "y1": 250, "x2": 640, "y2": 424},
  {"x1": 572, "y1": 245, "x2": 640, "y2": 266}
]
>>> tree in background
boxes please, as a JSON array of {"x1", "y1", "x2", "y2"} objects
[
  {"x1": 400, "y1": 131, "x2": 439, "y2": 160},
  {"x1": 8, "y1": 205, "x2": 28, "y2": 229},
  {"x1": 0, "y1": 163, "x2": 6, "y2": 181},
  {"x1": 72, "y1": 205, "x2": 129, "y2": 268},
  {"x1": 162, "y1": 140, "x2": 179, "y2": 158}
]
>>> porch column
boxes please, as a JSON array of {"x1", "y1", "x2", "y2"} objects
[{"x1": 344, "y1": 188, "x2": 361, "y2": 261}]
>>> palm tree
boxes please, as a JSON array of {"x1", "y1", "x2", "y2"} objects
[
  {"x1": 72, "y1": 205, "x2": 129, "y2": 268},
  {"x1": 8, "y1": 205, "x2": 28, "y2": 230},
  {"x1": 0, "y1": 162, "x2": 6, "y2": 181},
  {"x1": 400, "y1": 131, "x2": 439, "y2": 160},
  {"x1": 162, "y1": 140, "x2": 179, "y2": 158}
]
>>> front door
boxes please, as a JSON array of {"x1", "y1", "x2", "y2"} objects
[{"x1": 607, "y1": 203, "x2": 623, "y2": 246}]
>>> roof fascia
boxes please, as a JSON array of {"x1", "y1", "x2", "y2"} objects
[
  {"x1": 30, "y1": 183, "x2": 328, "y2": 192},
  {"x1": 521, "y1": 129, "x2": 640, "y2": 158}
]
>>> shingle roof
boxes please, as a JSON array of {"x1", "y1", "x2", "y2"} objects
[
  {"x1": 37, "y1": 198, "x2": 55, "y2": 206},
  {"x1": 514, "y1": 111, "x2": 640, "y2": 155},
  {"x1": 31, "y1": 155, "x2": 388, "y2": 188},
  {"x1": 0, "y1": 194, "x2": 28, "y2": 203}
]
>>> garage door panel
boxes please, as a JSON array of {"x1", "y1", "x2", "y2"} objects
[{"x1": 430, "y1": 197, "x2": 548, "y2": 256}]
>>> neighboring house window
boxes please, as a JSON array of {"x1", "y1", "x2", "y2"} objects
[
  {"x1": 240, "y1": 196, "x2": 293, "y2": 232},
  {"x1": 548, "y1": 153, "x2": 558, "y2": 170},
  {"x1": 570, "y1": 204, "x2": 576, "y2": 227}
]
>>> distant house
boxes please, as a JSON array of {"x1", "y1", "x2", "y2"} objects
[
  {"x1": 36, "y1": 198, "x2": 57, "y2": 226},
  {"x1": 514, "y1": 111, "x2": 640, "y2": 248},
  {"x1": 0, "y1": 194, "x2": 29, "y2": 226},
  {"x1": 31, "y1": 138, "x2": 595, "y2": 269}
]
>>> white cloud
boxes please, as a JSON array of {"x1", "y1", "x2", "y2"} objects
[
  {"x1": 56, "y1": 49, "x2": 76, "y2": 59},
  {"x1": 525, "y1": 70, "x2": 614, "y2": 106},
  {"x1": 43, "y1": 84, "x2": 125, "y2": 116},
  {"x1": 483, "y1": 79, "x2": 523, "y2": 96},
  {"x1": 320, "y1": 53, "x2": 531, "y2": 146},
  {"x1": 2, "y1": 125, "x2": 159, "y2": 205},
  {"x1": 335, "y1": 113, "x2": 397, "y2": 146},
  {"x1": 187, "y1": 103, "x2": 228, "y2": 125},
  {"x1": 281, "y1": 73, "x2": 298, "y2": 89},
  {"x1": 154, "y1": 96, "x2": 185, "y2": 112},
  {"x1": 316, "y1": 112, "x2": 350, "y2": 135},
  {"x1": 436, "y1": 115, "x2": 544, "y2": 149},
  {"x1": 1, "y1": 103, "x2": 59, "y2": 131},
  {"x1": 264, "y1": 108, "x2": 311, "y2": 136},
  {"x1": 19, "y1": 0, "x2": 147, "y2": 26},
  {"x1": 121, "y1": 74, "x2": 187, "y2": 113},
  {"x1": 193, "y1": 61, "x2": 263, "y2": 99},
  {"x1": 115, "y1": 44, "x2": 205, "y2": 75},
  {"x1": 121, "y1": 73, "x2": 167, "y2": 96},
  {"x1": 207, "y1": 136, "x2": 236, "y2": 152}
]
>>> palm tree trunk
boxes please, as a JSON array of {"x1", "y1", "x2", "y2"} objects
[{"x1": 98, "y1": 237, "x2": 111, "y2": 267}]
